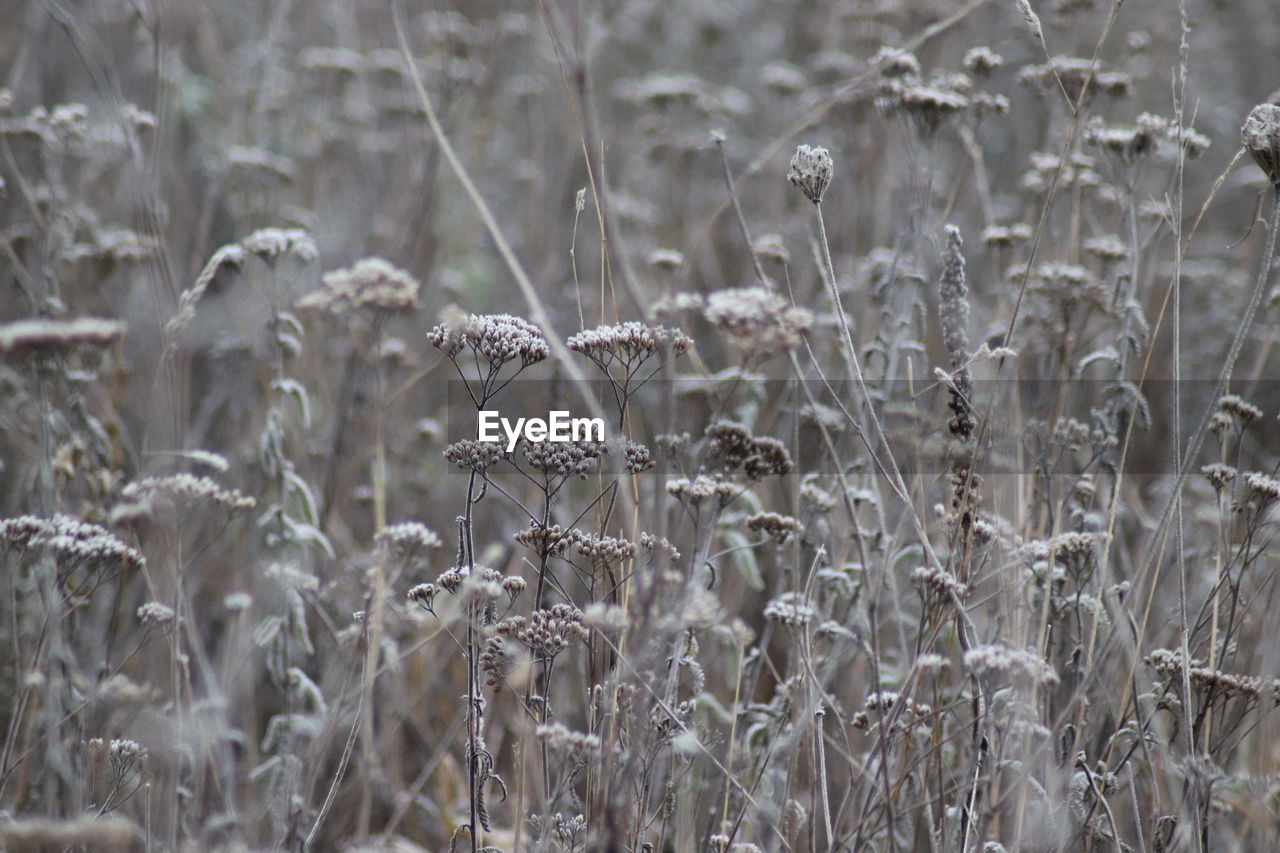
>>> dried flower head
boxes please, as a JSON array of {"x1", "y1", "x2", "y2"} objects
[
  {"x1": 746, "y1": 511, "x2": 802, "y2": 544},
  {"x1": 898, "y1": 84, "x2": 970, "y2": 137},
  {"x1": 764, "y1": 592, "x2": 816, "y2": 627},
  {"x1": 743, "y1": 436, "x2": 793, "y2": 480},
  {"x1": 407, "y1": 582, "x2": 436, "y2": 610},
  {"x1": 568, "y1": 322, "x2": 692, "y2": 366},
  {"x1": 240, "y1": 227, "x2": 318, "y2": 264},
  {"x1": 581, "y1": 601, "x2": 629, "y2": 632},
  {"x1": 623, "y1": 441, "x2": 655, "y2": 473},
  {"x1": 869, "y1": 47, "x2": 921, "y2": 79},
  {"x1": 500, "y1": 576, "x2": 526, "y2": 602},
  {"x1": 652, "y1": 292, "x2": 705, "y2": 323},
  {"x1": 638, "y1": 532, "x2": 681, "y2": 560},
  {"x1": 522, "y1": 439, "x2": 606, "y2": 480},
  {"x1": 1219, "y1": 394, "x2": 1263, "y2": 424},
  {"x1": 704, "y1": 287, "x2": 812, "y2": 352},
  {"x1": 1201, "y1": 463, "x2": 1237, "y2": 492},
  {"x1": 429, "y1": 313, "x2": 549, "y2": 368},
  {"x1": 916, "y1": 653, "x2": 950, "y2": 675},
  {"x1": 375, "y1": 522, "x2": 442, "y2": 562},
  {"x1": 107, "y1": 738, "x2": 146, "y2": 778},
  {"x1": 560, "y1": 529, "x2": 637, "y2": 570},
  {"x1": 0, "y1": 318, "x2": 125, "y2": 357},
  {"x1": 536, "y1": 722, "x2": 601, "y2": 756},
  {"x1": 443, "y1": 439, "x2": 505, "y2": 471},
  {"x1": 1018, "y1": 56, "x2": 1121, "y2": 104},
  {"x1": 964, "y1": 643, "x2": 1058, "y2": 687},
  {"x1": 1083, "y1": 235, "x2": 1127, "y2": 261},
  {"x1": 61, "y1": 229, "x2": 160, "y2": 266},
  {"x1": 787, "y1": 144, "x2": 834, "y2": 204},
  {"x1": 1084, "y1": 117, "x2": 1156, "y2": 162},
  {"x1": 1243, "y1": 103, "x2": 1280, "y2": 187},
  {"x1": 226, "y1": 146, "x2": 296, "y2": 184},
  {"x1": 118, "y1": 474, "x2": 256, "y2": 516},
  {"x1": 971, "y1": 91, "x2": 1011, "y2": 119},
  {"x1": 137, "y1": 601, "x2": 175, "y2": 630},
  {"x1": 551, "y1": 813, "x2": 588, "y2": 848},
  {"x1": 1, "y1": 514, "x2": 144, "y2": 573},
  {"x1": 801, "y1": 480, "x2": 837, "y2": 513},
  {"x1": 497, "y1": 604, "x2": 590, "y2": 658},
  {"x1": 963, "y1": 47, "x2": 1004, "y2": 76},
  {"x1": 752, "y1": 233, "x2": 791, "y2": 264},
  {"x1": 1245, "y1": 471, "x2": 1280, "y2": 506},
  {"x1": 298, "y1": 258, "x2": 421, "y2": 315},
  {"x1": 982, "y1": 222, "x2": 1033, "y2": 248},
  {"x1": 514, "y1": 523, "x2": 569, "y2": 555},
  {"x1": 667, "y1": 475, "x2": 737, "y2": 508},
  {"x1": 647, "y1": 248, "x2": 684, "y2": 271},
  {"x1": 912, "y1": 565, "x2": 968, "y2": 601}
]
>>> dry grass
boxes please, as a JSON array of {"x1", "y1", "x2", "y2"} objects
[{"x1": 3, "y1": 1, "x2": 1280, "y2": 851}]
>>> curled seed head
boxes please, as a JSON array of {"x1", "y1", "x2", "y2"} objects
[
  {"x1": 1242, "y1": 103, "x2": 1280, "y2": 187},
  {"x1": 787, "y1": 144, "x2": 833, "y2": 204}
]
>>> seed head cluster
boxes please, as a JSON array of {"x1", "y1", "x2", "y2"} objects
[
  {"x1": 0, "y1": 515, "x2": 144, "y2": 572},
  {"x1": 703, "y1": 286, "x2": 813, "y2": 352},
  {"x1": 443, "y1": 439, "x2": 505, "y2": 471},
  {"x1": 497, "y1": 604, "x2": 590, "y2": 659},
  {"x1": 763, "y1": 592, "x2": 816, "y2": 627},
  {"x1": 1243, "y1": 103, "x2": 1280, "y2": 187},
  {"x1": 118, "y1": 474, "x2": 257, "y2": 514},
  {"x1": 240, "y1": 227, "x2": 318, "y2": 263},
  {"x1": 746, "y1": 511, "x2": 802, "y2": 544},
  {"x1": 0, "y1": 318, "x2": 125, "y2": 356},
  {"x1": 964, "y1": 644, "x2": 1059, "y2": 687},
  {"x1": 137, "y1": 601, "x2": 175, "y2": 630},
  {"x1": 567, "y1": 322, "x2": 692, "y2": 363},
  {"x1": 667, "y1": 475, "x2": 737, "y2": 508},
  {"x1": 786, "y1": 144, "x2": 834, "y2": 203},
  {"x1": 522, "y1": 439, "x2": 606, "y2": 479},
  {"x1": 298, "y1": 257, "x2": 422, "y2": 315},
  {"x1": 429, "y1": 313, "x2": 549, "y2": 367},
  {"x1": 375, "y1": 522, "x2": 442, "y2": 562},
  {"x1": 705, "y1": 422, "x2": 794, "y2": 480}
]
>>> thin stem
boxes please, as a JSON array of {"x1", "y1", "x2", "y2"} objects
[
  {"x1": 1141, "y1": 185, "x2": 1280, "y2": 611},
  {"x1": 463, "y1": 468, "x2": 480, "y2": 853},
  {"x1": 716, "y1": 137, "x2": 769, "y2": 287}
]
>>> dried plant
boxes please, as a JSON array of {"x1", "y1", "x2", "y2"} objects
[{"x1": 4, "y1": 3, "x2": 1280, "y2": 852}]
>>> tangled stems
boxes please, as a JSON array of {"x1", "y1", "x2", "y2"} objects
[{"x1": 1142, "y1": 186, "x2": 1280, "y2": 591}]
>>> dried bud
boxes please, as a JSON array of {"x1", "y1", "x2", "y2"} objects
[
  {"x1": 408, "y1": 583, "x2": 436, "y2": 609},
  {"x1": 1242, "y1": 103, "x2": 1280, "y2": 187},
  {"x1": 137, "y1": 602, "x2": 175, "y2": 630},
  {"x1": 787, "y1": 144, "x2": 833, "y2": 204},
  {"x1": 501, "y1": 576, "x2": 526, "y2": 602}
]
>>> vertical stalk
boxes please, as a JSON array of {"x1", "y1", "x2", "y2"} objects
[
  {"x1": 463, "y1": 468, "x2": 480, "y2": 853},
  {"x1": 359, "y1": 320, "x2": 389, "y2": 841}
]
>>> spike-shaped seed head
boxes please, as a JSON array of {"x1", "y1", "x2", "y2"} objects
[
  {"x1": 1242, "y1": 103, "x2": 1280, "y2": 187},
  {"x1": 788, "y1": 144, "x2": 834, "y2": 204}
]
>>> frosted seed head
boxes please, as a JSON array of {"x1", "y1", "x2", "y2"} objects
[
  {"x1": 787, "y1": 144, "x2": 833, "y2": 204},
  {"x1": 1243, "y1": 103, "x2": 1280, "y2": 187}
]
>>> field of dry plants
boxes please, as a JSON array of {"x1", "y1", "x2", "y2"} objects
[{"x1": 5, "y1": 0, "x2": 1280, "y2": 850}]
